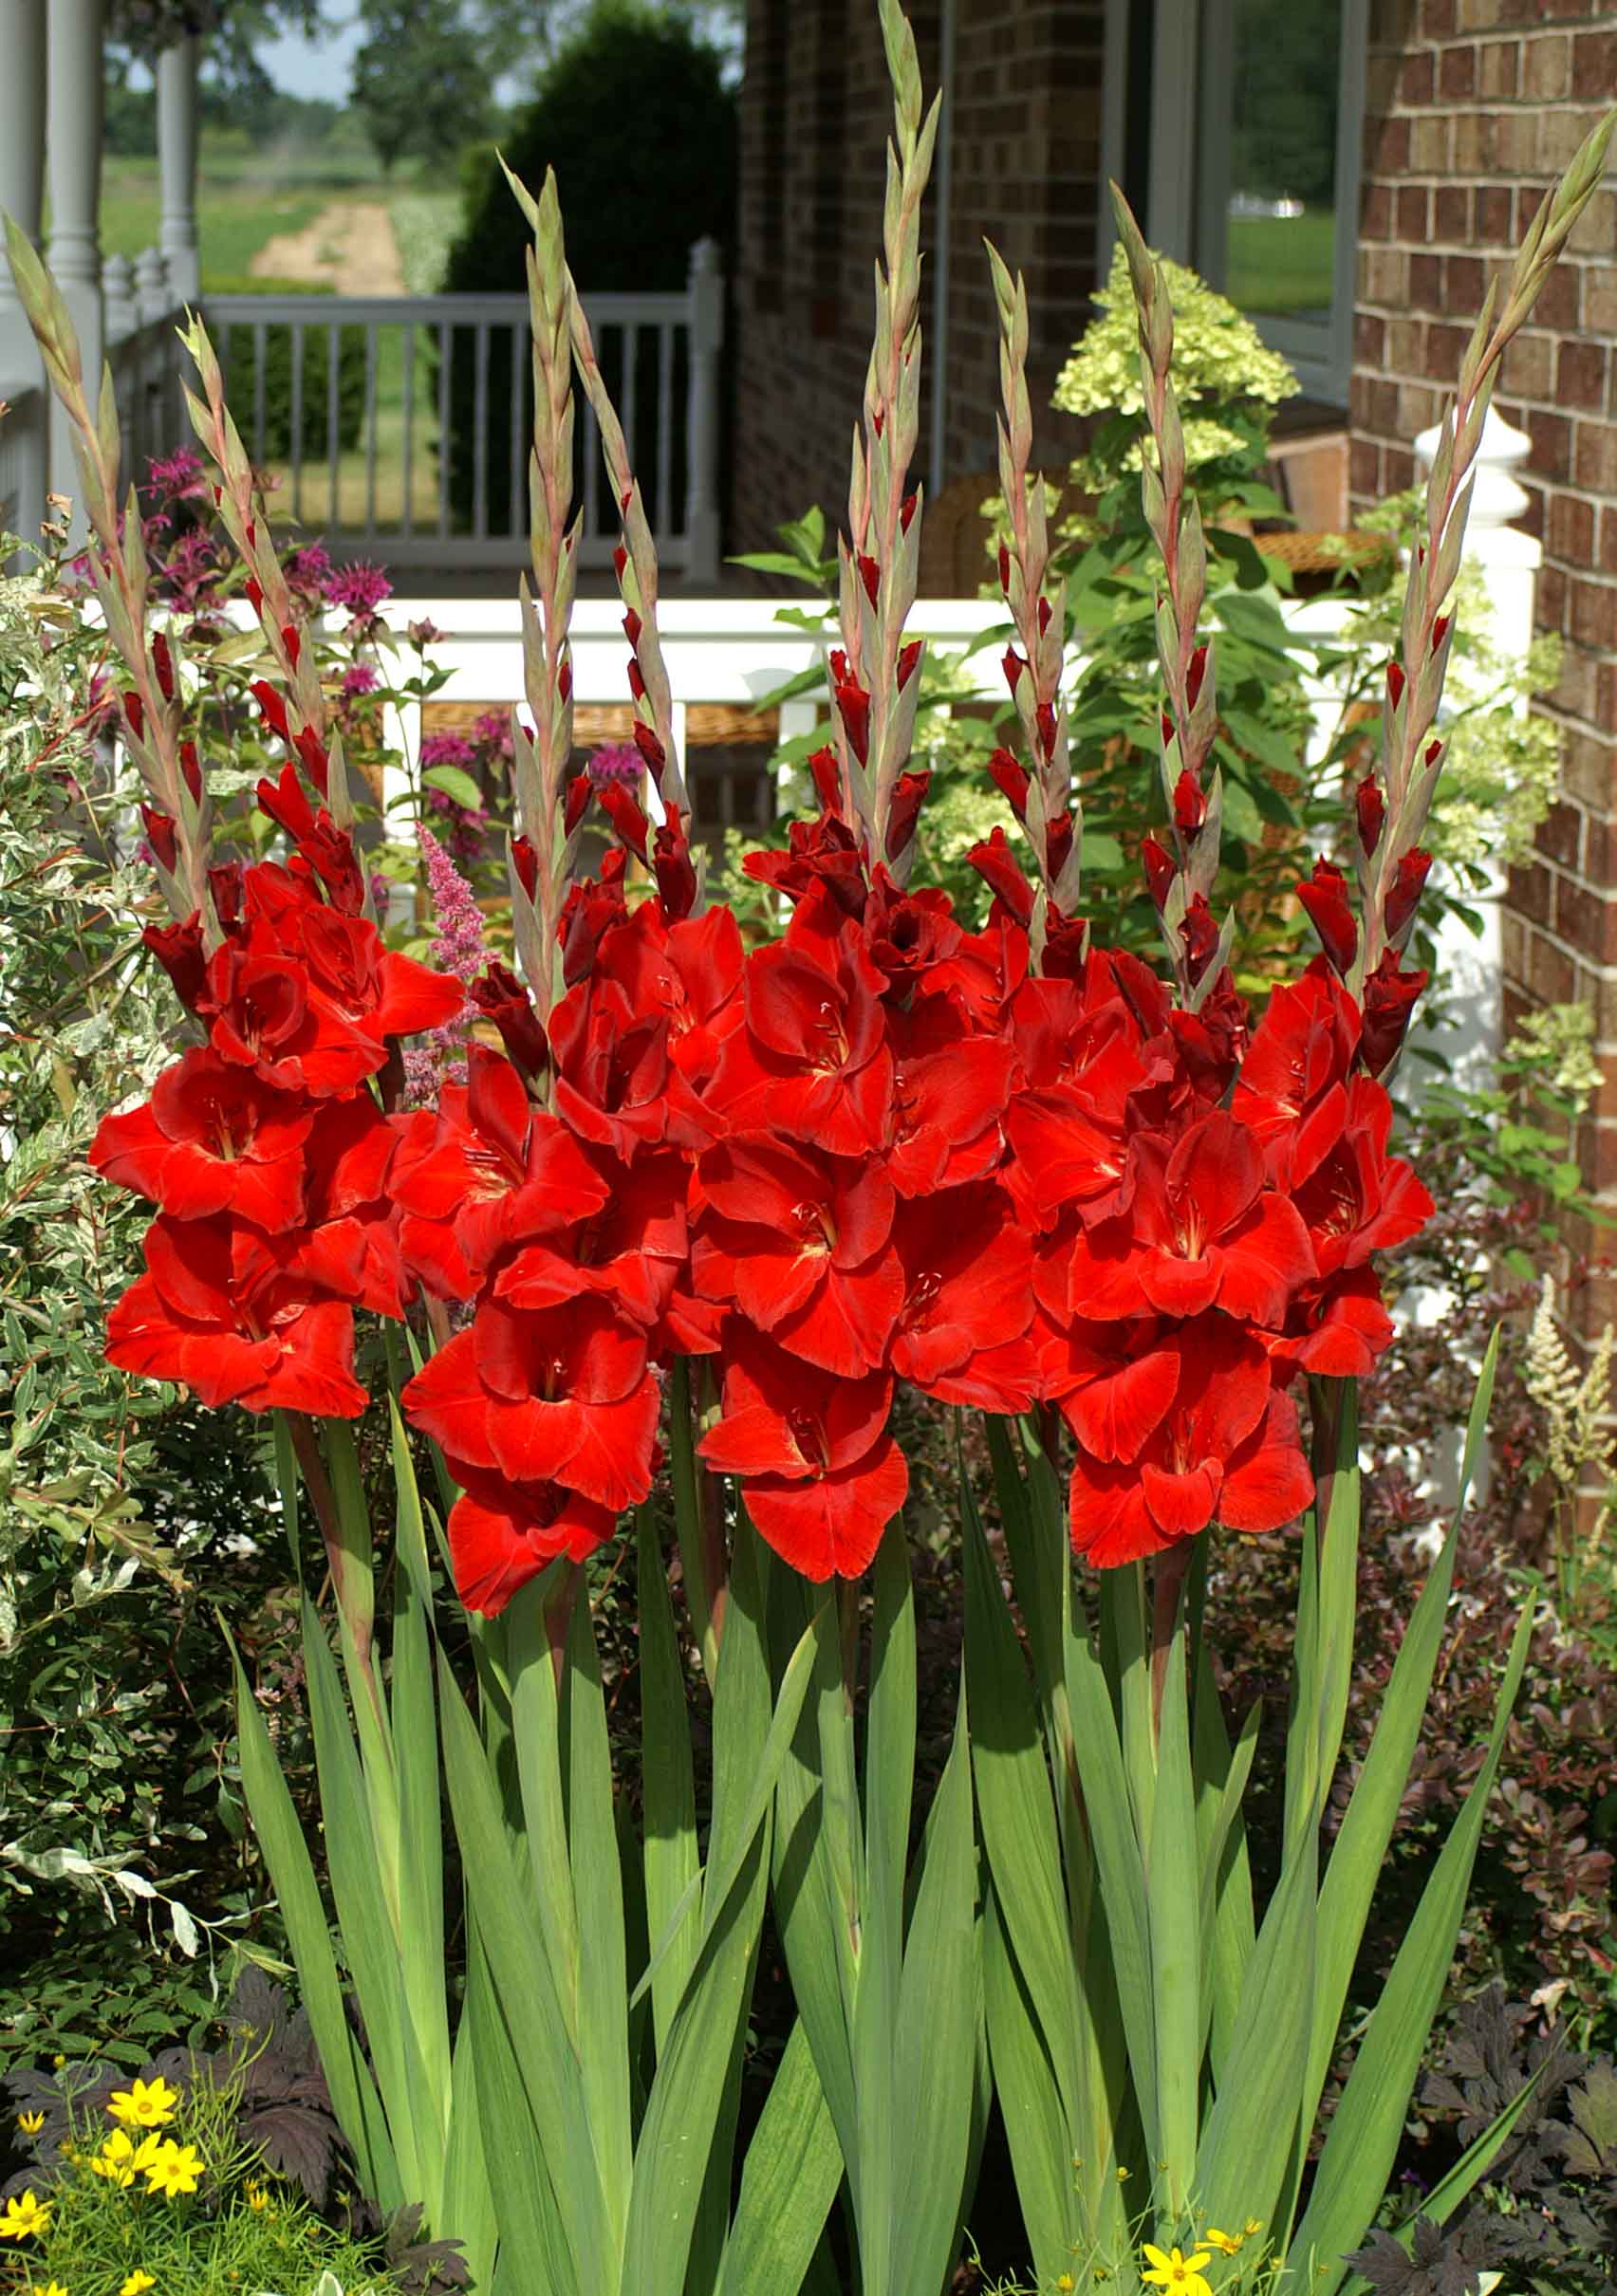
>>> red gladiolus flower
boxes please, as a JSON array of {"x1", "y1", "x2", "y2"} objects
[
  {"x1": 105, "y1": 1213, "x2": 367, "y2": 1416},
  {"x1": 692, "y1": 1135, "x2": 901, "y2": 1378},
  {"x1": 393, "y1": 1045, "x2": 608, "y2": 1300},
  {"x1": 437, "y1": 1455, "x2": 619, "y2": 1617},
  {"x1": 890, "y1": 1182, "x2": 1036, "y2": 1407},
  {"x1": 90, "y1": 1050, "x2": 313, "y2": 1231},
  {"x1": 1359, "y1": 949, "x2": 1427, "y2": 1077},
  {"x1": 402, "y1": 1296, "x2": 659, "y2": 1515},
  {"x1": 698, "y1": 1333, "x2": 906, "y2": 1580},
  {"x1": 1231, "y1": 968, "x2": 1360, "y2": 1186},
  {"x1": 1067, "y1": 1317, "x2": 1312, "y2": 1566},
  {"x1": 703, "y1": 896, "x2": 893, "y2": 1157},
  {"x1": 1064, "y1": 1112, "x2": 1316, "y2": 1326}
]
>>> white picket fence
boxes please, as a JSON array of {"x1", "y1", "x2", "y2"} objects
[{"x1": 203, "y1": 241, "x2": 725, "y2": 579}]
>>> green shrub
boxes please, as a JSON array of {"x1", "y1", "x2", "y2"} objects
[
  {"x1": 438, "y1": 0, "x2": 736, "y2": 535},
  {"x1": 207, "y1": 277, "x2": 368, "y2": 467}
]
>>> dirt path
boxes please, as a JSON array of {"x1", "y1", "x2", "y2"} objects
[{"x1": 251, "y1": 199, "x2": 404, "y2": 295}]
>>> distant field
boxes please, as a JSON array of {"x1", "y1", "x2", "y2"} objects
[{"x1": 1225, "y1": 210, "x2": 1336, "y2": 316}]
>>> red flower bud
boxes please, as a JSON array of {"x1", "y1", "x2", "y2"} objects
[
  {"x1": 1141, "y1": 833, "x2": 1175, "y2": 909},
  {"x1": 208, "y1": 862, "x2": 245, "y2": 927},
  {"x1": 597, "y1": 780, "x2": 650, "y2": 863},
  {"x1": 628, "y1": 659, "x2": 646, "y2": 701},
  {"x1": 511, "y1": 833, "x2": 540, "y2": 903},
  {"x1": 623, "y1": 608, "x2": 642, "y2": 650},
  {"x1": 833, "y1": 671, "x2": 871, "y2": 768},
  {"x1": 1296, "y1": 858, "x2": 1358, "y2": 977},
  {"x1": 142, "y1": 915, "x2": 208, "y2": 1010},
  {"x1": 900, "y1": 491, "x2": 917, "y2": 533},
  {"x1": 251, "y1": 680, "x2": 288, "y2": 740},
  {"x1": 1355, "y1": 777, "x2": 1385, "y2": 857},
  {"x1": 564, "y1": 771, "x2": 593, "y2": 836},
  {"x1": 179, "y1": 741, "x2": 202, "y2": 804},
  {"x1": 987, "y1": 747, "x2": 1031, "y2": 821},
  {"x1": 858, "y1": 553, "x2": 880, "y2": 606},
  {"x1": 1172, "y1": 770, "x2": 1206, "y2": 836},
  {"x1": 1431, "y1": 615, "x2": 1450, "y2": 653},
  {"x1": 1180, "y1": 893, "x2": 1220, "y2": 986},
  {"x1": 123, "y1": 690, "x2": 144, "y2": 740},
  {"x1": 1360, "y1": 948, "x2": 1427, "y2": 1077},
  {"x1": 1035, "y1": 701, "x2": 1058, "y2": 761},
  {"x1": 885, "y1": 768, "x2": 930, "y2": 861},
  {"x1": 653, "y1": 802, "x2": 698, "y2": 923},
  {"x1": 140, "y1": 805, "x2": 177, "y2": 872},
  {"x1": 1385, "y1": 659, "x2": 1405, "y2": 711},
  {"x1": 244, "y1": 577, "x2": 263, "y2": 617},
  {"x1": 470, "y1": 961, "x2": 548, "y2": 1081},
  {"x1": 1037, "y1": 596, "x2": 1052, "y2": 636},
  {"x1": 294, "y1": 725, "x2": 329, "y2": 797},
  {"x1": 245, "y1": 520, "x2": 256, "y2": 548},
  {"x1": 808, "y1": 745, "x2": 842, "y2": 816},
  {"x1": 997, "y1": 544, "x2": 1011, "y2": 596},
  {"x1": 151, "y1": 632, "x2": 175, "y2": 701},
  {"x1": 559, "y1": 660, "x2": 573, "y2": 703},
  {"x1": 1045, "y1": 809, "x2": 1074, "y2": 881},
  {"x1": 967, "y1": 825, "x2": 1033, "y2": 925},
  {"x1": 281, "y1": 621, "x2": 301, "y2": 671},
  {"x1": 1384, "y1": 845, "x2": 1432, "y2": 942},
  {"x1": 632, "y1": 719, "x2": 667, "y2": 784},
  {"x1": 1186, "y1": 642, "x2": 1209, "y2": 713},
  {"x1": 1002, "y1": 647, "x2": 1025, "y2": 694},
  {"x1": 613, "y1": 545, "x2": 627, "y2": 581},
  {"x1": 898, "y1": 639, "x2": 922, "y2": 691}
]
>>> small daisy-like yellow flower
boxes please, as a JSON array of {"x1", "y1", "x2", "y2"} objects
[
  {"x1": 121, "y1": 2273, "x2": 158, "y2": 2295},
  {"x1": 1205, "y1": 2228, "x2": 1244, "y2": 2256},
  {"x1": 143, "y1": 2138, "x2": 204, "y2": 2199},
  {"x1": 32, "y1": 2282, "x2": 68, "y2": 2296},
  {"x1": 106, "y1": 2075, "x2": 179, "y2": 2130},
  {"x1": 1243, "y1": 2220, "x2": 1263, "y2": 2239},
  {"x1": 16, "y1": 2109, "x2": 45, "y2": 2135},
  {"x1": 1142, "y1": 2245, "x2": 1215, "y2": 2296},
  {"x1": 0, "y1": 2189, "x2": 50, "y2": 2241},
  {"x1": 1057, "y1": 2276, "x2": 1076, "y2": 2292},
  {"x1": 93, "y1": 2128, "x2": 139, "y2": 2188},
  {"x1": 245, "y1": 2179, "x2": 270, "y2": 2212}
]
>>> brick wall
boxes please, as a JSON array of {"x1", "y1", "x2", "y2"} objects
[
  {"x1": 730, "y1": 0, "x2": 1106, "y2": 564},
  {"x1": 1350, "y1": 0, "x2": 1617, "y2": 1338}
]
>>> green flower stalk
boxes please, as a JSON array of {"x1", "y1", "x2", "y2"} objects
[
  {"x1": 1353, "y1": 105, "x2": 1617, "y2": 997},
  {"x1": 4, "y1": 218, "x2": 214, "y2": 931},
  {"x1": 987, "y1": 239, "x2": 1083, "y2": 958},
  {"x1": 1110, "y1": 194, "x2": 1230, "y2": 1009},
  {"x1": 829, "y1": 0, "x2": 940, "y2": 880},
  {"x1": 502, "y1": 161, "x2": 587, "y2": 1018}
]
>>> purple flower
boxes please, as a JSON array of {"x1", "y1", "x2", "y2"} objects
[
  {"x1": 472, "y1": 709, "x2": 514, "y2": 763},
  {"x1": 588, "y1": 741, "x2": 643, "y2": 788},
  {"x1": 407, "y1": 617, "x2": 445, "y2": 648},
  {"x1": 327, "y1": 560, "x2": 393, "y2": 619},
  {"x1": 419, "y1": 731, "x2": 477, "y2": 770},
  {"x1": 342, "y1": 661, "x2": 380, "y2": 700},
  {"x1": 146, "y1": 445, "x2": 206, "y2": 502},
  {"x1": 285, "y1": 542, "x2": 334, "y2": 604},
  {"x1": 407, "y1": 825, "x2": 492, "y2": 1102}
]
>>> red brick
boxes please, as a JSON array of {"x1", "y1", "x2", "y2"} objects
[
  {"x1": 1513, "y1": 858, "x2": 1554, "y2": 930},
  {"x1": 1571, "y1": 29, "x2": 1617, "y2": 85},
  {"x1": 1434, "y1": 185, "x2": 1471, "y2": 243},
  {"x1": 1477, "y1": 38, "x2": 1518, "y2": 98},
  {"x1": 1521, "y1": 31, "x2": 1571, "y2": 100},
  {"x1": 1528, "y1": 410, "x2": 1573, "y2": 483},
  {"x1": 1397, "y1": 185, "x2": 1430, "y2": 242},
  {"x1": 1572, "y1": 423, "x2": 1617, "y2": 494},
  {"x1": 1410, "y1": 250, "x2": 1442, "y2": 309},
  {"x1": 1557, "y1": 339, "x2": 1609, "y2": 413},
  {"x1": 1538, "y1": 801, "x2": 1583, "y2": 871},
  {"x1": 1571, "y1": 577, "x2": 1617, "y2": 656},
  {"x1": 1555, "y1": 879, "x2": 1617, "y2": 968},
  {"x1": 1362, "y1": 183, "x2": 1393, "y2": 242},
  {"x1": 1399, "y1": 47, "x2": 1435, "y2": 103},
  {"x1": 1475, "y1": 184, "x2": 1513, "y2": 243},
  {"x1": 1549, "y1": 491, "x2": 1597, "y2": 565}
]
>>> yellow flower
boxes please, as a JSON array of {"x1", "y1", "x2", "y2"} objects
[
  {"x1": 93, "y1": 2128, "x2": 140, "y2": 2188},
  {"x1": 0, "y1": 2189, "x2": 50, "y2": 2241},
  {"x1": 245, "y1": 2180, "x2": 270, "y2": 2212},
  {"x1": 1057, "y1": 2277, "x2": 1076, "y2": 2292},
  {"x1": 143, "y1": 2138, "x2": 204, "y2": 2199},
  {"x1": 1243, "y1": 2221, "x2": 1263, "y2": 2239},
  {"x1": 16, "y1": 2110, "x2": 45, "y2": 2135},
  {"x1": 32, "y1": 2282, "x2": 68, "y2": 2296},
  {"x1": 121, "y1": 2274, "x2": 157, "y2": 2296},
  {"x1": 1205, "y1": 2228, "x2": 1244, "y2": 2256},
  {"x1": 106, "y1": 2075, "x2": 179, "y2": 2130},
  {"x1": 1142, "y1": 2246, "x2": 1215, "y2": 2296}
]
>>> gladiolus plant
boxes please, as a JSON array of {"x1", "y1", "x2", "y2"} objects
[{"x1": 9, "y1": 8, "x2": 1614, "y2": 2292}]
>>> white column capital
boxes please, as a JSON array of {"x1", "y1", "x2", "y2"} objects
[{"x1": 46, "y1": 0, "x2": 107, "y2": 536}]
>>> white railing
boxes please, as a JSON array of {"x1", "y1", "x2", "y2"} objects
[{"x1": 202, "y1": 239, "x2": 725, "y2": 581}]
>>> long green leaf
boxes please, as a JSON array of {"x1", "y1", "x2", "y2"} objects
[
  {"x1": 981, "y1": 1884, "x2": 1080, "y2": 2288},
  {"x1": 229, "y1": 1634, "x2": 400, "y2": 2211},
  {"x1": 637, "y1": 1504, "x2": 700, "y2": 2053},
  {"x1": 562, "y1": 1577, "x2": 633, "y2": 2238},
  {"x1": 1289, "y1": 1590, "x2": 1536, "y2": 2295},
  {"x1": 1147, "y1": 1591, "x2": 1199, "y2": 2222},
  {"x1": 717, "y1": 2021, "x2": 844, "y2": 2296}
]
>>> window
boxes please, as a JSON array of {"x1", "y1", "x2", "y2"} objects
[{"x1": 1108, "y1": 0, "x2": 1366, "y2": 405}]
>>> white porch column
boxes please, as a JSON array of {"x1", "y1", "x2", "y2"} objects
[
  {"x1": 46, "y1": 0, "x2": 107, "y2": 533},
  {"x1": 1413, "y1": 403, "x2": 1543, "y2": 1092},
  {"x1": 683, "y1": 236, "x2": 724, "y2": 586},
  {"x1": 158, "y1": 34, "x2": 201, "y2": 306},
  {"x1": 0, "y1": 0, "x2": 48, "y2": 548}
]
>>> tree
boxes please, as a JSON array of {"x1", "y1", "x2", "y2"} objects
[{"x1": 352, "y1": 0, "x2": 492, "y2": 174}]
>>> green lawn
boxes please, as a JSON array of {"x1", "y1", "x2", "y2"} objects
[{"x1": 1225, "y1": 210, "x2": 1336, "y2": 316}]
